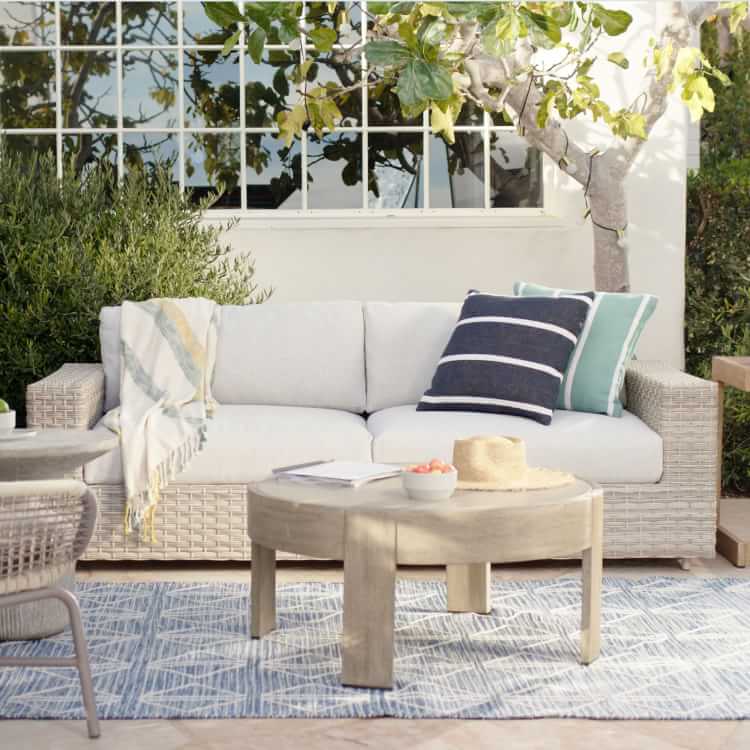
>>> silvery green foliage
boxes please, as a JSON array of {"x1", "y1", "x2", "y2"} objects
[{"x1": 0, "y1": 146, "x2": 270, "y2": 425}]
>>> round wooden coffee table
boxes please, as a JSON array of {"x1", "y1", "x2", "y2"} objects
[{"x1": 247, "y1": 476, "x2": 603, "y2": 689}]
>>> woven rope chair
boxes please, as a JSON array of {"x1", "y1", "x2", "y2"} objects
[{"x1": 0, "y1": 480, "x2": 100, "y2": 739}]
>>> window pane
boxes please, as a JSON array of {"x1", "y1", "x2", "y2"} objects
[
  {"x1": 307, "y1": 132, "x2": 362, "y2": 209},
  {"x1": 123, "y1": 50, "x2": 178, "y2": 128},
  {"x1": 306, "y1": 52, "x2": 361, "y2": 126},
  {"x1": 184, "y1": 49, "x2": 239, "y2": 127},
  {"x1": 489, "y1": 131, "x2": 543, "y2": 208},
  {"x1": 246, "y1": 133, "x2": 302, "y2": 210},
  {"x1": 60, "y1": 2, "x2": 116, "y2": 45},
  {"x1": 183, "y1": 1, "x2": 233, "y2": 45},
  {"x1": 122, "y1": 2, "x2": 177, "y2": 46},
  {"x1": 1, "y1": 132, "x2": 55, "y2": 158},
  {"x1": 0, "y1": 50, "x2": 55, "y2": 128},
  {"x1": 368, "y1": 131, "x2": 423, "y2": 209},
  {"x1": 62, "y1": 49, "x2": 116, "y2": 128},
  {"x1": 63, "y1": 132, "x2": 116, "y2": 173},
  {"x1": 429, "y1": 133, "x2": 485, "y2": 209},
  {"x1": 185, "y1": 132, "x2": 240, "y2": 208},
  {"x1": 0, "y1": 2, "x2": 55, "y2": 46},
  {"x1": 246, "y1": 50, "x2": 297, "y2": 129},
  {"x1": 124, "y1": 132, "x2": 179, "y2": 179}
]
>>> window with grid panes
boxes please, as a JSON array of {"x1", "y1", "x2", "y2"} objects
[{"x1": 0, "y1": 1, "x2": 544, "y2": 212}]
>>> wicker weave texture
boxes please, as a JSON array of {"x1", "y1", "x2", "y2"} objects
[
  {"x1": 29, "y1": 361, "x2": 720, "y2": 561},
  {"x1": 26, "y1": 363, "x2": 104, "y2": 431},
  {"x1": 0, "y1": 481, "x2": 94, "y2": 594}
]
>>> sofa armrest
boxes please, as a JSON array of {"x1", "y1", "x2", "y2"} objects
[
  {"x1": 625, "y1": 360, "x2": 719, "y2": 487},
  {"x1": 26, "y1": 363, "x2": 105, "y2": 430}
]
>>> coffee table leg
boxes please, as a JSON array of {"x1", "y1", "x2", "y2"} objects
[
  {"x1": 446, "y1": 563, "x2": 491, "y2": 614},
  {"x1": 581, "y1": 490, "x2": 604, "y2": 664},
  {"x1": 342, "y1": 512, "x2": 396, "y2": 688},
  {"x1": 250, "y1": 542, "x2": 276, "y2": 638}
]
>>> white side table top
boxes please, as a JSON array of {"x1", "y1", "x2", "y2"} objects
[{"x1": 0, "y1": 429, "x2": 118, "y2": 481}]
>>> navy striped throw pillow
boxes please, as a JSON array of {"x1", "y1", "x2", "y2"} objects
[{"x1": 418, "y1": 290, "x2": 594, "y2": 425}]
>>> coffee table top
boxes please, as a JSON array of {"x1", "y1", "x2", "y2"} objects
[
  {"x1": 250, "y1": 475, "x2": 594, "y2": 515},
  {"x1": 0, "y1": 428, "x2": 118, "y2": 481},
  {"x1": 248, "y1": 476, "x2": 600, "y2": 566}
]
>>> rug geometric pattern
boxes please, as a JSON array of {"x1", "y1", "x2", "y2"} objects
[{"x1": 2, "y1": 577, "x2": 750, "y2": 719}]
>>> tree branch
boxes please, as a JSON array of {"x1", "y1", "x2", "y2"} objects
[{"x1": 616, "y1": 1, "x2": 721, "y2": 173}]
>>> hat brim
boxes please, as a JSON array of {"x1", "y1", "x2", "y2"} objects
[{"x1": 456, "y1": 467, "x2": 574, "y2": 492}]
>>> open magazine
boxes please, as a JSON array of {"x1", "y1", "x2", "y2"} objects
[{"x1": 272, "y1": 460, "x2": 401, "y2": 488}]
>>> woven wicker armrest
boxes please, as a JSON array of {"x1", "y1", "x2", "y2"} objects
[
  {"x1": 625, "y1": 360, "x2": 719, "y2": 486},
  {"x1": 26, "y1": 363, "x2": 105, "y2": 430}
]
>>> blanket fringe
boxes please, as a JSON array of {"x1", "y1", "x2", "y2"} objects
[{"x1": 124, "y1": 425, "x2": 208, "y2": 542}]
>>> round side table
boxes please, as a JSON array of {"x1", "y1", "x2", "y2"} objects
[{"x1": 0, "y1": 429, "x2": 118, "y2": 640}]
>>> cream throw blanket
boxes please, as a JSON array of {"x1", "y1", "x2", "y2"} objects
[{"x1": 104, "y1": 298, "x2": 219, "y2": 538}]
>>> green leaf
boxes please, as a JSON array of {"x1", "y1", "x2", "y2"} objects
[
  {"x1": 246, "y1": 27, "x2": 266, "y2": 63},
  {"x1": 396, "y1": 59, "x2": 453, "y2": 108},
  {"x1": 518, "y1": 7, "x2": 562, "y2": 44},
  {"x1": 221, "y1": 29, "x2": 241, "y2": 56},
  {"x1": 591, "y1": 5, "x2": 632, "y2": 36},
  {"x1": 306, "y1": 88, "x2": 343, "y2": 134},
  {"x1": 273, "y1": 66, "x2": 289, "y2": 97},
  {"x1": 366, "y1": 39, "x2": 413, "y2": 67},
  {"x1": 202, "y1": 1, "x2": 244, "y2": 28},
  {"x1": 276, "y1": 105, "x2": 307, "y2": 147},
  {"x1": 430, "y1": 96, "x2": 462, "y2": 144},
  {"x1": 308, "y1": 27, "x2": 338, "y2": 52},
  {"x1": 607, "y1": 52, "x2": 629, "y2": 69}
]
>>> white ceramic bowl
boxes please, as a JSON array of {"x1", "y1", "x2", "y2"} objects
[
  {"x1": 0, "y1": 410, "x2": 16, "y2": 434},
  {"x1": 401, "y1": 468, "x2": 457, "y2": 502}
]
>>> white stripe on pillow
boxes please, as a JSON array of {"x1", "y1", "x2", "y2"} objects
[
  {"x1": 563, "y1": 293, "x2": 602, "y2": 409},
  {"x1": 438, "y1": 354, "x2": 563, "y2": 379},
  {"x1": 419, "y1": 394, "x2": 553, "y2": 417},
  {"x1": 606, "y1": 294, "x2": 651, "y2": 416},
  {"x1": 455, "y1": 316, "x2": 578, "y2": 344}
]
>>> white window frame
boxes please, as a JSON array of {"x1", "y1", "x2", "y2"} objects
[{"x1": 0, "y1": 0, "x2": 549, "y2": 222}]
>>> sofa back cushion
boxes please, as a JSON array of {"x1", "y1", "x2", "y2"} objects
[
  {"x1": 99, "y1": 301, "x2": 367, "y2": 413},
  {"x1": 212, "y1": 302, "x2": 365, "y2": 412},
  {"x1": 364, "y1": 302, "x2": 461, "y2": 413}
]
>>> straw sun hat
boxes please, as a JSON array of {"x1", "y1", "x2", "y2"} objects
[{"x1": 452, "y1": 435, "x2": 574, "y2": 491}]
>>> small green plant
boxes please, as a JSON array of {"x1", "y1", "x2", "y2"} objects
[
  {"x1": 0, "y1": 400, "x2": 10, "y2": 414},
  {"x1": 0, "y1": 146, "x2": 270, "y2": 426}
]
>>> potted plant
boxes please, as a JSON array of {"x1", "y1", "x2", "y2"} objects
[{"x1": 0, "y1": 399, "x2": 15, "y2": 433}]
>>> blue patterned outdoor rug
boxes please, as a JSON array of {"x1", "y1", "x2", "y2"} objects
[{"x1": 2, "y1": 577, "x2": 750, "y2": 720}]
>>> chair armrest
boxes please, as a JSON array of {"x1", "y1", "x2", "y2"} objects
[
  {"x1": 625, "y1": 360, "x2": 719, "y2": 487},
  {"x1": 26, "y1": 364, "x2": 105, "y2": 430}
]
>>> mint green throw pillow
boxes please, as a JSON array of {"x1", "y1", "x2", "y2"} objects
[{"x1": 514, "y1": 282, "x2": 658, "y2": 417}]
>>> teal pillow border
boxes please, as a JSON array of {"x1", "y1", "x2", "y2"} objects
[{"x1": 514, "y1": 282, "x2": 658, "y2": 417}]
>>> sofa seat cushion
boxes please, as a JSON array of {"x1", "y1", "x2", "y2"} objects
[
  {"x1": 368, "y1": 406, "x2": 662, "y2": 484},
  {"x1": 85, "y1": 405, "x2": 372, "y2": 484}
]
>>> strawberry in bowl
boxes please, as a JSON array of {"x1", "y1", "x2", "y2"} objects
[{"x1": 402, "y1": 459, "x2": 457, "y2": 501}]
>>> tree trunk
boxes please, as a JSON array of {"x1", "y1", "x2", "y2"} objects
[{"x1": 589, "y1": 158, "x2": 630, "y2": 292}]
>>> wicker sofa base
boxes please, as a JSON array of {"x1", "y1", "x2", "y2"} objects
[{"x1": 81, "y1": 482, "x2": 716, "y2": 561}]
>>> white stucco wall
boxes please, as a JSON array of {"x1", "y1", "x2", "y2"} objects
[{"x1": 210, "y1": 2, "x2": 689, "y2": 368}]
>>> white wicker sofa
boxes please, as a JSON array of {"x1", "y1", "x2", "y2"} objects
[{"x1": 26, "y1": 301, "x2": 720, "y2": 562}]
